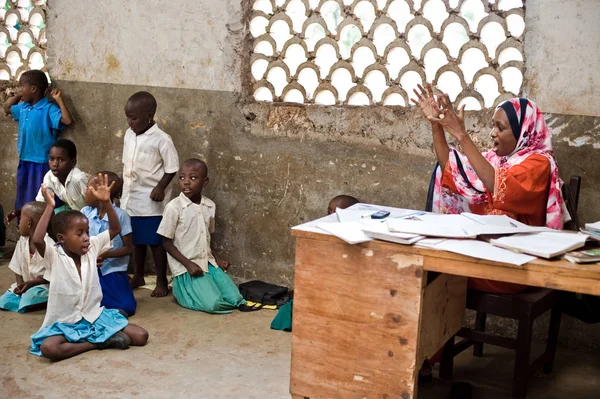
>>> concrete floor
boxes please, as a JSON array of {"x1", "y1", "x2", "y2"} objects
[{"x1": 1, "y1": 260, "x2": 599, "y2": 399}]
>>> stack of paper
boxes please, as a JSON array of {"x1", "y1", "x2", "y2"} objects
[
  {"x1": 584, "y1": 222, "x2": 600, "y2": 232},
  {"x1": 361, "y1": 222, "x2": 424, "y2": 245},
  {"x1": 490, "y1": 232, "x2": 588, "y2": 259},
  {"x1": 316, "y1": 221, "x2": 374, "y2": 245},
  {"x1": 564, "y1": 249, "x2": 600, "y2": 264}
]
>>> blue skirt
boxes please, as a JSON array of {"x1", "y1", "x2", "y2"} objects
[
  {"x1": 15, "y1": 161, "x2": 49, "y2": 210},
  {"x1": 0, "y1": 286, "x2": 48, "y2": 313},
  {"x1": 130, "y1": 216, "x2": 162, "y2": 246},
  {"x1": 99, "y1": 271, "x2": 137, "y2": 316},
  {"x1": 30, "y1": 308, "x2": 129, "y2": 356}
]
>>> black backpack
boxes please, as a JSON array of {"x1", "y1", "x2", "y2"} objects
[{"x1": 238, "y1": 280, "x2": 290, "y2": 307}]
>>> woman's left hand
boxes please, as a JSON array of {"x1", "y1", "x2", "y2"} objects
[{"x1": 428, "y1": 94, "x2": 467, "y2": 141}]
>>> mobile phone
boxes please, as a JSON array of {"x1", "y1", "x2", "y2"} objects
[{"x1": 371, "y1": 211, "x2": 390, "y2": 219}]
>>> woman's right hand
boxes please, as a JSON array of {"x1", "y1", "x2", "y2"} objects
[{"x1": 411, "y1": 83, "x2": 441, "y2": 122}]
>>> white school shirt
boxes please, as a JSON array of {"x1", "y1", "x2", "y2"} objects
[
  {"x1": 157, "y1": 193, "x2": 216, "y2": 276},
  {"x1": 41, "y1": 230, "x2": 112, "y2": 328},
  {"x1": 121, "y1": 124, "x2": 179, "y2": 216},
  {"x1": 36, "y1": 167, "x2": 90, "y2": 211},
  {"x1": 8, "y1": 235, "x2": 54, "y2": 291}
]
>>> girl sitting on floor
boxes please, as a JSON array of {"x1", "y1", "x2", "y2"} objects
[{"x1": 30, "y1": 175, "x2": 148, "y2": 360}]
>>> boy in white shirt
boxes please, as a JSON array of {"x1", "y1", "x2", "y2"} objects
[
  {"x1": 6, "y1": 139, "x2": 89, "y2": 224},
  {"x1": 30, "y1": 174, "x2": 148, "y2": 361},
  {"x1": 0, "y1": 201, "x2": 53, "y2": 312},
  {"x1": 36, "y1": 138, "x2": 89, "y2": 211},
  {"x1": 121, "y1": 92, "x2": 179, "y2": 297},
  {"x1": 157, "y1": 159, "x2": 245, "y2": 313}
]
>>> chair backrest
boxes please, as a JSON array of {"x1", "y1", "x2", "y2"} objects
[{"x1": 562, "y1": 176, "x2": 582, "y2": 231}]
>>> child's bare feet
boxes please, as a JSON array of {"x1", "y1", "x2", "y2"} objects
[
  {"x1": 129, "y1": 275, "x2": 146, "y2": 289},
  {"x1": 151, "y1": 280, "x2": 169, "y2": 297}
]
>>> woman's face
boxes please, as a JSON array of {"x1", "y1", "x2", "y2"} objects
[{"x1": 490, "y1": 108, "x2": 518, "y2": 157}]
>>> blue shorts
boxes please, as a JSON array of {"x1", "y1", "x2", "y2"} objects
[
  {"x1": 130, "y1": 216, "x2": 162, "y2": 246},
  {"x1": 15, "y1": 160, "x2": 48, "y2": 210}
]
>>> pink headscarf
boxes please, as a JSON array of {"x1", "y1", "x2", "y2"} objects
[{"x1": 430, "y1": 98, "x2": 568, "y2": 229}]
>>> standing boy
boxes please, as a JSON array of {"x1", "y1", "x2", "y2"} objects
[{"x1": 121, "y1": 92, "x2": 179, "y2": 297}]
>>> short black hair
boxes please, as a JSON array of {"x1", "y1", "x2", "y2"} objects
[
  {"x1": 52, "y1": 210, "x2": 86, "y2": 236},
  {"x1": 95, "y1": 171, "x2": 122, "y2": 200},
  {"x1": 51, "y1": 138, "x2": 77, "y2": 160},
  {"x1": 126, "y1": 91, "x2": 157, "y2": 115},
  {"x1": 22, "y1": 201, "x2": 46, "y2": 223},
  {"x1": 20, "y1": 69, "x2": 49, "y2": 94},
  {"x1": 330, "y1": 195, "x2": 360, "y2": 209},
  {"x1": 182, "y1": 158, "x2": 208, "y2": 176}
]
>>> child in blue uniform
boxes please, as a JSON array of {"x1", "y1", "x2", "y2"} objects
[
  {"x1": 81, "y1": 172, "x2": 137, "y2": 316},
  {"x1": 2, "y1": 70, "x2": 72, "y2": 211}
]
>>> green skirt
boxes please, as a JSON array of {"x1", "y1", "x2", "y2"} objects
[{"x1": 172, "y1": 264, "x2": 245, "y2": 314}]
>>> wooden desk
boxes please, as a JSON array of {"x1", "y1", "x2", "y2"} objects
[{"x1": 290, "y1": 230, "x2": 600, "y2": 399}]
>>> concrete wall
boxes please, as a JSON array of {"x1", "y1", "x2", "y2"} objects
[{"x1": 1, "y1": 0, "x2": 599, "y2": 349}]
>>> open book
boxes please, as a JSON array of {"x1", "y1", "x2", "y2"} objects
[
  {"x1": 584, "y1": 222, "x2": 600, "y2": 233},
  {"x1": 490, "y1": 232, "x2": 588, "y2": 259}
]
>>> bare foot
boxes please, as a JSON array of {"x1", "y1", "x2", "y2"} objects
[
  {"x1": 129, "y1": 275, "x2": 146, "y2": 289},
  {"x1": 151, "y1": 281, "x2": 169, "y2": 297}
]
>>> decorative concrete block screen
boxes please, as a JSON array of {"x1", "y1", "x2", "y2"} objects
[
  {"x1": 250, "y1": 0, "x2": 525, "y2": 109},
  {"x1": 0, "y1": 0, "x2": 47, "y2": 81}
]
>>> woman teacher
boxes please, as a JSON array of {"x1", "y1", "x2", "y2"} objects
[{"x1": 413, "y1": 84, "x2": 569, "y2": 294}]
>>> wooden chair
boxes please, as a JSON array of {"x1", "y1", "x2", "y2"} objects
[{"x1": 439, "y1": 176, "x2": 581, "y2": 399}]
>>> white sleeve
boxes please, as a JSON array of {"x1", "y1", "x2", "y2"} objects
[
  {"x1": 35, "y1": 172, "x2": 52, "y2": 202},
  {"x1": 91, "y1": 230, "x2": 112, "y2": 257},
  {"x1": 159, "y1": 136, "x2": 180, "y2": 174},
  {"x1": 156, "y1": 203, "x2": 178, "y2": 239},
  {"x1": 42, "y1": 245, "x2": 60, "y2": 281},
  {"x1": 8, "y1": 239, "x2": 24, "y2": 276}
]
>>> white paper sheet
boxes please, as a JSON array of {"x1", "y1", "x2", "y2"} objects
[
  {"x1": 387, "y1": 218, "x2": 479, "y2": 238},
  {"x1": 435, "y1": 239, "x2": 535, "y2": 266},
  {"x1": 335, "y1": 208, "x2": 376, "y2": 222}
]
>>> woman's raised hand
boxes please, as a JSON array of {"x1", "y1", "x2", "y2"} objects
[
  {"x1": 411, "y1": 83, "x2": 440, "y2": 121},
  {"x1": 429, "y1": 94, "x2": 467, "y2": 141}
]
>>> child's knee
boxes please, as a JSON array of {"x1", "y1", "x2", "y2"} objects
[
  {"x1": 40, "y1": 339, "x2": 60, "y2": 360},
  {"x1": 127, "y1": 325, "x2": 149, "y2": 346}
]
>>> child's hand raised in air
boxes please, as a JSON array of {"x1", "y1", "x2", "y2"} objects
[
  {"x1": 88, "y1": 173, "x2": 115, "y2": 204},
  {"x1": 40, "y1": 185, "x2": 56, "y2": 209},
  {"x1": 50, "y1": 88, "x2": 63, "y2": 100},
  {"x1": 185, "y1": 261, "x2": 204, "y2": 277}
]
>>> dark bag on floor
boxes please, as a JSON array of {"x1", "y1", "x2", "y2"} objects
[{"x1": 238, "y1": 280, "x2": 289, "y2": 306}]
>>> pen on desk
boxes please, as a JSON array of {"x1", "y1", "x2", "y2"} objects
[{"x1": 509, "y1": 221, "x2": 517, "y2": 228}]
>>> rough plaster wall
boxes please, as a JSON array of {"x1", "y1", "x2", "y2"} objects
[
  {"x1": 45, "y1": 0, "x2": 243, "y2": 91},
  {"x1": 524, "y1": 0, "x2": 600, "y2": 116}
]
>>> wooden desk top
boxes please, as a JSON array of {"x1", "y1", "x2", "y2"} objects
[{"x1": 292, "y1": 229, "x2": 600, "y2": 295}]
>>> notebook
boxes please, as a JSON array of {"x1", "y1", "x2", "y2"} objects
[
  {"x1": 490, "y1": 232, "x2": 588, "y2": 259},
  {"x1": 564, "y1": 249, "x2": 600, "y2": 264}
]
